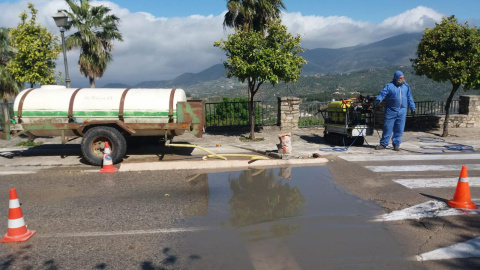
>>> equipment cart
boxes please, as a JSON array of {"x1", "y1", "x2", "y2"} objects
[{"x1": 318, "y1": 96, "x2": 375, "y2": 146}]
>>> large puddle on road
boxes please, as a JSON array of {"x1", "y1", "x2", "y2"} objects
[{"x1": 174, "y1": 166, "x2": 416, "y2": 269}]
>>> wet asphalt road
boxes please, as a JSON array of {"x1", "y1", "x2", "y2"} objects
[
  {"x1": 327, "y1": 153, "x2": 480, "y2": 270},
  {"x1": 0, "y1": 166, "x2": 422, "y2": 270},
  {"x1": 1, "y1": 129, "x2": 480, "y2": 269}
]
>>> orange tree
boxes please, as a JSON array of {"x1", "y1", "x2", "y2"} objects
[
  {"x1": 214, "y1": 20, "x2": 306, "y2": 139},
  {"x1": 411, "y1": 16, "x2": 480, "y2": 137}
]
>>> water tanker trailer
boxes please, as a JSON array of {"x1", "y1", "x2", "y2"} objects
[{"x1": 0, "y1": 85, "x2": 205, "y2": 165}]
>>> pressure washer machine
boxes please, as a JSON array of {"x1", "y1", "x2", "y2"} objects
[{"x1": 318, "y1": 95, "x2": 375, "y2": 146}]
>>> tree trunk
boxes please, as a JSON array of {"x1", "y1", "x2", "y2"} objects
[
  {"x1": 248, "y1": 78, "x2": 256, "y2": 140},
  {"x1": 249, "y1": 92, "x2": 255, "y2": 140},
  {"x1": 441, "y1": 83, "x2": 460, "y2": 137},
  {"x1": 2, "y1": 99, "x2": 11, "y2": 139},
  {"x1": 2, "y1": 100, "x2": 9, "y2": 123},
  {"x1": 89, "y1": 77, "x2": 95, "y2": 88}
]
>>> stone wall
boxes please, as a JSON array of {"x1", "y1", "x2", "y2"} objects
[
  {"x1": 406, "y1": 95, "x2": 480, "y2": 129},
  {"x1": 434, "y1": 95, "x2": 480, "y2": 128},
  {"x1": 459, "y1": 95, "x2": 480, "y2": 115},
  {"x1": 277, "y1": 97, "x2": 301, "y2": 130}
]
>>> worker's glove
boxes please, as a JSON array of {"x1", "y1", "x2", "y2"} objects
[
  {"x1": 411, "y1": 110, "x2": 416, "y2": 117},
  {"x1": 374, "y1": 100, "x2": 381, "y2": 108}
]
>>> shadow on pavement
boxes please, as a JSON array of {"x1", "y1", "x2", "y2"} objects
[
  {"x1": 299, "y1": 134, "x2": 324, "y2": 144},
  {"x1": 0, "y1": 141, "x2": 196, "y2": 162}
]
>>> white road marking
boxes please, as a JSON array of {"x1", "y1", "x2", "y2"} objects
[
  {"x1": 374, "y1": 200, "x2": 480, "y2": 222},
  {"x1": 0, "y1": 171, "x2": 36, "y2": 175},
  {"x1": 81, "y1": 169, "x2": 102, "y2": 173},
  {"x1": 365, "y1": 164, "x2": 480, "y2": 172},
  {"x1": 393, "y1": 177, "x2": 480, "y2": 189},
  {"x1": 417, "y1": 237, "x2": 480, "y2": 261},
  {"x1": 37, "y1": 227, "x2": 207, "y2": 238},
  {"x1": 338, "y1": 153, "x2": 480, "y2": 162},
  {"x1": 0, "y1": 147, "x2": 30, "y2": 153}
]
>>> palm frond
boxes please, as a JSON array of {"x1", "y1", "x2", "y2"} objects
[
  {"x1": 223, "y1": 0, "x2": 285, "y2": 34},
  {"x1": 63, "y1": 0, "x2": 123, "y2": 86}
]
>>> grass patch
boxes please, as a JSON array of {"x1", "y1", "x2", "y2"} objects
[
  {"x1": 239, "y1": 136, "x2": 265, "y2": 142},
  {"x1": 16, "y1": 141, "x2": 43, "y2": 147}
]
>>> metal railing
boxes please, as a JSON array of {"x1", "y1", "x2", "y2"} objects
[
  {"x1": 204, "y1": 99, "x2": 460, "y2": 128},
  {"x1": 412, "y1": 100, "x2": 459, "y2": 116},
  {"x1": 298, "y1": 101, "x2": 328, "y2": 127},
  {"x1": 260, "y1": 100, "x2": 278, "y2": 125},
  {"x1": 205, "y1": 101, "x2": 278, "y2": 127}
]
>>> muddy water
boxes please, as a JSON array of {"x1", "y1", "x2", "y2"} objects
[{"x1": 175, "y1": 166, "x2": 421, "y2": 270}]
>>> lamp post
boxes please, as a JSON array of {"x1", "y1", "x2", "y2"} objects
[{"x1": 52, "y1": 10, "x2": 71, "y2": 88}]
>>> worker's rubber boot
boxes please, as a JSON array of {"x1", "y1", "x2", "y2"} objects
[{"x1": 375, "y1": 145, "x2": 386, "y2": 150}]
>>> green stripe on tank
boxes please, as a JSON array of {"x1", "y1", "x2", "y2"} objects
[{"x1": 17, "y1": 110, "x2": 176, "y2": 118}]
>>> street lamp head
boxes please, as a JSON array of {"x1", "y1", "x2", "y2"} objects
[
  {"x1": 53, "y1": 9, "x2": 71, "y2": 88},
  {"x1": 52, "y1": 10, "x2": 68, "y2": 28}
]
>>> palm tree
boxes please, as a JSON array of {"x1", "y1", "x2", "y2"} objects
[
  {"x1": 0, "y1": 27, "x2": 23, "y2": 123},
  {"x1": 223, "y1": 0, "x2": 286, "y2": 35},
  {"x1": 62, "y1": 0, "x2": 123, "y2": 88}
]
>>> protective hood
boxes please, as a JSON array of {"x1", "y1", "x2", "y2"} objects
[{"x1": 393, "y1": 71, "x2": 404, "y2": 82}]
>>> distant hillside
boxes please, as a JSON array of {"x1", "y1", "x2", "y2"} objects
[
  {"x1": 101, "y1": 32, "x2": 477, "y2": 102},
  {"x1": 301, "y1": 33, "x2": 422, "y2": 75},
  {"x1": 186, "y1": 65, "x2": 464, "y2": 102},
  {"x1": 103, "y1": 33, "x2": 423, "y2": 89},
  {"x1": 102, "y1": 83, "x2": 132, "y2": 88}
]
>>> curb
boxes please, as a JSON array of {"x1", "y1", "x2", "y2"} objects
[{"x1": 119, "y1": 158, "x2": 329, "y2": 172}]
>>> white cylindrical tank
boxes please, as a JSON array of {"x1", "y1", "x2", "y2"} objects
[
  {"x1": 13, "y1": 85, "x2": 188, "y2": 136},
  {"x1": 14, "y1": 85, "x2": 187, "y2": 124}
]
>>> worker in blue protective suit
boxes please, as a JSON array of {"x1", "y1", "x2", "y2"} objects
[{"x1": 374, "y1": 70, "x2": 416, "y2": 151}]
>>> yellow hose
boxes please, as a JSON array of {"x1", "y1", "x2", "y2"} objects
[
  {"x1": 165, "y1": 142, "x2": 269, "y2": 161},
  {"x1": 202, "y1": 154, "x2": 269, "y2": 161},
  {"x1": 166, "y1": 142, "x2": 227, "y2": 160}
]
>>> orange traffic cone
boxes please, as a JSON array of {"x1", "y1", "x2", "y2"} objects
[
  {"x1": 1, "y1": 188, "x2": 36, "y2": 243},
  {"x1": 447, "y1": 166, "x2": 478, "y2": 209},
  {"x1": 99, "y1": 141, "x2": 117, "y2": 173}
]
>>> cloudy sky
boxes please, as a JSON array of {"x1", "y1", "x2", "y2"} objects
[{"x1": 0, "y1": 0, "x2": 479, "y2": 87}]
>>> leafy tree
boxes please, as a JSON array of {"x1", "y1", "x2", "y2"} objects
[
  {"x1": 62, "y1": 0, "x2": 123, "y2": 88},
  {"x1": 411, "y1": 16, "x2": 480, "y2": 137},
  {"x1": 7, "y1": 3, "x2": 61, "y2": 87},
  {"x1": 0, "y1": 27, "x2": 23, "y2": 123},
  {"x1": 215, "y1": 20, "x2": 306, "y2": 139},
  {"x1": 223, "y1": 0, "x2": 286, "y2": 35}
]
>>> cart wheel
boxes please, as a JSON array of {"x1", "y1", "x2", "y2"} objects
[{"x1": 81, "y1": 126, "x2": 127, "y2": 166}]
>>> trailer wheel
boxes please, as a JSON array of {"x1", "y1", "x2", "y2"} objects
[{"x1": 81, "y1": 126, "x2": 127, "y2": 166}]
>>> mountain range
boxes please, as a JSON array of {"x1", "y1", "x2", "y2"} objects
[
  {"x1": 301, "y1": 33, "x2": 422, "y2": 75},
  {"x1": 104, "y1": 33, "x2": 423, "y2": 89},
  {"x1": 101, "y1": 32, "x2": 463, "y2": 102}
]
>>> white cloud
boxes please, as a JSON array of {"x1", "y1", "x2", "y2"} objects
[
  {"x1": 0, "y1": 2, "x2": 445, "y2": 87},
  {"x1": 379, "y1": 6, "x2": 443, "y2": 31},
  {"x1": 282, "y1": 6, "x2": 443, "y2": 49}
]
